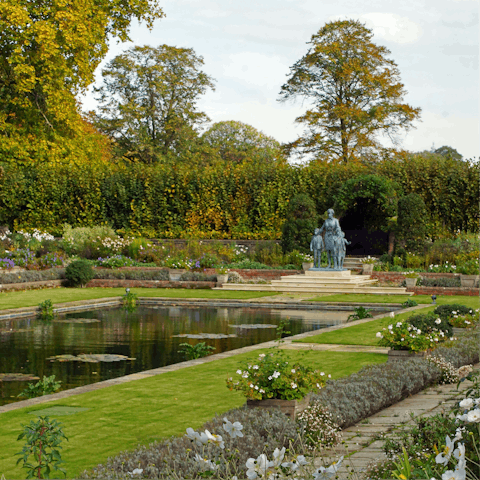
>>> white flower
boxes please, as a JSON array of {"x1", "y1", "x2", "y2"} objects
[
  {"x1": 376, "y1": 332, "x2": 383, "y2": 338},
  {"x1": 436, "y1": 435, "x2": 455, "y2": 465},
  {"x1": 242, "y1": 372, "x2": 249, "y2": 378},
  {"x1": 417, "y1": 329, "x2": 422, "y2": 334},
  {"x1": 205, "y1": 429, "x2": 225, "y2": 449},
  {"x1": 259, "y1": 353, "x2": 266, "y2": 358},
  {"x1": 272, "y1": 447, "x2": 286, "y2": 467},
  {"x1": 396, "y1": 322, "x2": 402, "y2": 328},
  {"x1": 291, "y1": 369, "x2": 296, "y2": 373},
  {"x1": 459, "y1": 398, "x2": 473, "y2": 409},
  {"x1": 246, "y1": 454, "x2": 271, "y2": 479},
  {"x1": 313, "y1": 456, "x2": 344, "y2": 479},
  {"x1": 291, "y1": 382, "x2": 297, "y2": 389},
  {"x1": 253, "y1": 365, "x2": 259, "y2": 370},
  {"x1": 388, "y1": 324, "x2": 393, "y2": 330},
  {"x1": 127, "y1": 468, "x2": 143, "y2": 477},
  {"x1": 236, "y1": 369, "x2": 243, "y2": 375},
  {"x1": 465, "y1": 408, "x2": 480, "y2": 423},
  {"x1": 390, "y1": 312, "x2": 395, "y2": 318},
  {"x1": 442, "y1": 469, "x2": 465, "y2": 480},
  {"x1": 272, "y1": 371, "x2": 280, "y2": 379},
  {"x1": 435, "y1": 318, "x2": 442, "y2": 324},
  {"x1": 194, "y1": 453, "x2": 217, "y2": 471},
  {"x1": 223, "y1": 418, "x2": 244, "y2": 438},
  {"x1": 454, "y1": 443, "x2": 466, "y2": 472},
  {"x1": 320, "y1": 372, "x2": 325, "y2": 376},
  {"x1": 268, "y1": 376, "x2": 273, "y2": 380}
]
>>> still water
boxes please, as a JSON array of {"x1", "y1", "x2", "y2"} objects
[{"x1": 0, "y1": 305, "x2": 351, "y2": 406}]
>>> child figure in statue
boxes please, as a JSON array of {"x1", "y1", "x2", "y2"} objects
[
  {"x1": 310, "y1": 228, "x2": 324, "y2": 268},
  {"x1": 335, "y1": 231, "x2": 351, "y2": 270}
]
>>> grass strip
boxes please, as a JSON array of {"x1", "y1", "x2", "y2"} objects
[
  {"x1": 0, "y1": 349, "x2": 387, "y2": 479},
  {"x1": 296, "y1": 296, "x2": 480, "y2": 346},
  {"x1": 308, "y1": 294, "x2": 479, "y2": 304},
  {"x1": 0, "y1": 288, "x2": 278, "y2": 311}
]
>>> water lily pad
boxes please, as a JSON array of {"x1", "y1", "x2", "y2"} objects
[
  {"x1": 0, "y1": 373, "x2": 40, "y2": 382},
  {"x1": 54, "y1": 318, "x2": 101, "y2": 323},
  {"x1": 172, "y1": 333, "x2": 237, "y2": 339},
  {"x1": 47, "y1": 354, "x2": 135, "y2": 363},
  {"x1": 28, "y1": 406, "x2": 90, "y2": 416},
  {"x1": 229, "y1": 324, "x2": 277, "y2": 329}
]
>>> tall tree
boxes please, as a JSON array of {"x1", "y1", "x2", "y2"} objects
[
  {"x1": 93, "y1": 45, "x2": 215, "y2": 163},
  {"x1": 201, "y1": 121, "x2": 285, "y2": 164},
  {"x1": 0, "y1": 0, "x2": 164, "y2": 163},
  {"x1": 278, "y1": 19, "x2": 421, "y2": 164}
]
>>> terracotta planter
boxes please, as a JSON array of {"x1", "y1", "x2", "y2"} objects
[
  {"x1": 168, "y1": 269, "x2": 186, "y2": 281},
  {"x1": 216, "y1": 273, "x2": 229, "y2": 284},
  {"x1": 302, "y1": 262, "x2": 314, "y2": 271},
  {"x1": 405, "y1": 277, "x2": 418, "y2": 287},
  {"x1": 246, "y1": 393, "x2": 311, "y2": 420},
  {"x1": 460, "y1": 275, "x2": 479, "y2": 287},
  {"x1": 387, "y1": 349, "x2": 426, "y2": 362},
  {"x1": 362, "y1": 264, "x2": 374, "y2": 275}
]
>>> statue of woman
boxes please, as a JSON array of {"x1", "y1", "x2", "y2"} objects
[{"x1": 318, "y1": 208, "x2": 342, "y2": 269}]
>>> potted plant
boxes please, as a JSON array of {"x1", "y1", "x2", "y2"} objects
[
  {"x1": 376, "y1": 319, "x2": 449, "y2": 361},
  {"x1": 458, "y1": 259, "x2": 479, "y2": 287},
  {"x1": 361, "y1": 256, "x2": 376, "y2": 275},
  {"x1": 300, "y1": 253, "x2": 314, "y2": 271},
  {"x1": 215, "y1": 266, "x2": 230, "y2": 284},
  {"x1": 226, "y1": 350, "x2": 329, "y2": 419},
  {"x1": 449, "y1": 309, "x2": 480, "y2": 335},
  {"x1": 403, "y1": 271, "x2": 419, "y2": 287}
]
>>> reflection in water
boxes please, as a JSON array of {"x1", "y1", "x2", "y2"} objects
[{"x1": 0, "y1": 305, "x2": 351, "y2": 406}]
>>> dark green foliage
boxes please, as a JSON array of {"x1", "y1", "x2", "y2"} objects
[
  {"x1": 0, "y1": 268, "x2": 65, "y2": 284},
  {"x1": 334, "y1": 174, "x2": 399, "y2": 232},
  {"x1": 122, "y1": 291, "x2": 138, "y2": 312},
  {"x1": 433, "y1": 303, "x2": 473, "y2": 321},
  {"x1": 417, "y1": 277, "x2": 461, "y2": 287},
  {"x1": 407, "y1": 312, "x2": 453, "y2": 337},
  {"x1": 18, "y1": 375, "x2": 61, "y2": 399},
  {"x1": 402, "y1": 298, "x2": 418, "y2": 307},
  {"x1": 226, "y1": 259, "x2": 270, "y2": 269},
  {"x1": 281, "y1": 194, "x2": 317, "y2": 254},
  {"x1": 178, "y1": 342, "x2": 216, "y2": 360},
  {"x1": 16, "y1": 416, "x2": 68, "y2": 479},
  {"x1": 347, "y1": 306, "x2": 373, "y2": 321},
  {"x1": 397, "y1": 193, "x2": 429, "y2": 252},
  {"x1": 65, "y1": 260, "x2": 94, "y2": 287},
  {"x1": 38, "y1": 299, "x2": 55, "y2": 321},
  {"x1": 83, "y1": 407, "x2": 299, "y2": 479}
]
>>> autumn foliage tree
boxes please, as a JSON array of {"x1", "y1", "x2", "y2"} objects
[
  {"x1": 201, "y1": 121, "x2": 285, "y2": 164},
  {"x1": 92, "y1": 45, "x2": 215, "y2": 163},
  {"x1": 0, "y1": 0, "x2": 164, "y2": 163},
  {"x1": 278, "y1": 19, "x2": 421, "y2": 163}
]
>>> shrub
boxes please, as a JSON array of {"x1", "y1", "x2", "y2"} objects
[
  {"x1": 18, "y1": 375, "x2": 61, "y2": 399},
  {"x1": 433, "y1": 304, "x2": 473, "y2": 321},
  {"x1": 417, "y1": 276, "x2": 461, "y2": 287},
  {"x1": 65, "y1": 259, "x2": 94, "y2": 287},
  {"x1": 62, "y1": 224, "x2": 118, "y2": 255},
  {"x1": 0, "y1": 269, "x2": 65, "y2": 284},
  {"x1": 280, "y1": 194, "x2": 317, "y2": 254},
  {"x1": 93, "y1": 269, "x2": 169, "y2": 281},
  {"x1": 397, "y1": 193, "x2": 429, "y2": 252},
  {"x1": 296, "y1": 402, "x2": 342, "y2": 451},
  {"x1": 406, "y1": 312, "x2": 453, "y2": 337}
]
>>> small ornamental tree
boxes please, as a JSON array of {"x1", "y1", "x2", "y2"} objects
[
  {"x1": 281, "y1": 194, "x2": 317, "y2": 254},
  {"x1": 397, "y1": 193, "x2": 429, "y2": 252}
]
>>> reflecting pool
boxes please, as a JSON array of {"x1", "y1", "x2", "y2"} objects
[{"x1": 0, "y1": 305, "x2": 353, "y2": 406}]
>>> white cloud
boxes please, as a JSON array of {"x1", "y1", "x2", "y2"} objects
[
  {"x1": 221, "y1": 52, "x2": 290, "y2": 88},
  {"x1": 398, "y1": 111, "x2": 478, "y2": 159},
  {"x1": 329, "y1": 12, "x2": 423, "y2": 44}
]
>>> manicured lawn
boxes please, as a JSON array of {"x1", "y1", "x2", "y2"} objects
[
  {"x1": 308, "y1": 294, "x2": 477, "y2": 304},
  {"x1": 296, "y1": 296, "x2": 480, "y2": 346},
  {"x1": 0, "y1": 288, "x2": 278, "y2": 311},
  {"x1": 0, "y1": 349, "x2": 386, "y2": 479}
]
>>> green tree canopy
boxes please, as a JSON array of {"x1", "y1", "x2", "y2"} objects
[
  {"x1": 93, "y1": 44, "x2": 215, "y2": 163},
  {"x1": 0, "y1": 0, "x2": 164, "y2": 163},
  {"x1": 201, "y1": 121, "x2": 285, "y2": 164},
  {"x1": 278, "y1": 19, "x2": 421, "y2": 164},
  {"x1": 433, "y1": 145, "x2": 463, "y2": 161}
]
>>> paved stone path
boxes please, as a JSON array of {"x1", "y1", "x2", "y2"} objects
[{"x1": 313, "y1": 366, "x2": 478, "y2": 479}]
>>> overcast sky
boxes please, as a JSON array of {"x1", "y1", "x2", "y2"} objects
[{"x1": 79, "y1": 0, "x2": 479, "y2": 161}]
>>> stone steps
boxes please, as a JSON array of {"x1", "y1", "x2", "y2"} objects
[{"x1": 219, "y1": 268, "x2": 410, "y2": 295}]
